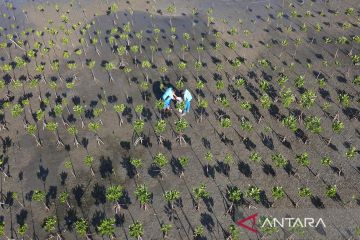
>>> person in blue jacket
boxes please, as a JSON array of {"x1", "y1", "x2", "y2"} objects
[
  {"x1": 181, "y1": 89, "x2": 192, "y2": 116},
  {"x1": 162, "y1": 87, "x2": 176, "y2": 111}
]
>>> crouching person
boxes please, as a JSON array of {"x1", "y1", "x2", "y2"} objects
[
  {"x1": 162, "y1": 87, "x2": 176, "y2": 111},
  {"x1": 181, "y1": 89, "x2": 192, "y2": 116}
]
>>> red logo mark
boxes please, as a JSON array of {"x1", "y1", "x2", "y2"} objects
[{"x1": 237, "y1": 213, "x2": 258, "y2": 233}]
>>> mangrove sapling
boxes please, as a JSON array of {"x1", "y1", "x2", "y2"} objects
[
  {"x1": 239, "y1": 118, "x2": 253, "y2": 137},
  {"x1": 17, "y1": 223, "x2": 28, "y2": 239},
  {"x1": 195, "y1": 79, "x2": 205, "y2": 97},
  {"x1": 93, "y1": 107, "x2": 104, "y2": 125},
  {"x1": 166, "y1": 3, "x2": 176, "y2": 28},
  {"x1": 9, "y1": 192, "x2": 24, "y2": 208},
  {"x1": 226, "y1": 186, "x2": 242, "y2": 215},
  {"x1": 249, "y1": 151, "x2": 262, "y2": 165},
  {"x1": 43, "y1": 216, "x2": 62, "y2": 239},
  {"x1": 193, "y1": 183, "x2": 210, "y2": 211},
  {"x1": 316, "y1": 156, "x2": 332, "y2": 178},
  {"x1": 178, "y1": 156, "x2": 189, "y2": 177},
  {"x1": 35, "y1": 109, "x2": 46, "y2": 130},
  {"x1": 159, "y1": 66, "x2": 168, "y2": 82},
  {"x1": 133, "y1": 119, "x2": 145, "y2": 146},
  {"x1": 73, "y1": 104, "x2": 85, "y2": 128},
  {"x1": 75, "y1": 218, "x2": 91, "y2": 240},
  {"x1": 240, "y1": 101, "x2": 252, "y2": 112},
  {"x1": 155, "y1": 99, "x2": 165, "y2": 116},
  {"x1": 129, "y1": 45, "x2": 139, "y2": 65},
  {"x1": 260, "y1": 93, "x2": 272, "y2": 111},
  {"x1": 196, "y1": 45, "x2": 204, "y2": 62},
  {"x1": 174, "y1": 118, "x2": 189, "y2": 145},
  {"x1": 304, "y1": 116, "x2": 322, "y2": 136},
  {"x1": 350, "y1": 36, "x2": 360, "y2": 56},
  {"x1": 280, "y1": 88, "x2": 295, "y2": 109},
  {"x1": 160, "y1": 223, "x2": 172, "y2": 239},
  {"x1": 130, "y1": 158, "x2": 143, "y2": 178},
  {"x1": 271, "y1": 153, "x2": 288, "y2": 170},
  {"x1": 338, "y1": 93, "x2": 351, "y2": 108},
  {"x1": 113, "y1": 103, "x2": 125, "y2": 126},
  {"x1": 88, "y1": 121, "x2": 104, "y2": 145},
  {"x1": 246, "y1": 186, "x2": 261, "y2": 207},
  {"x1": 129, "y1": 221, "x2": 144, "y2": 240},
  {"x1": 183, "y1": 32, "x2": 191, "y2": 49},
  {"x1": 281, "y1": 115, "x2": 298, "y2": 133},
  {"x1": 84, "y1": 155, "x2": 95, "y2": 176},
  {"x1": 164, "y1": 189, "x2": 180, "y2": 209},
  {"x1": 0, "y1": 221, "x2": 7, "y2": 239},
  {"x1": 106, "y1": 185, "x2": 124, "y2": 214},
  {"x1": 134, "y1": 184, "x2": 152, "y2": 210},
  {"x1": 346, "y1": 147, "x2": 357, "y2": 159},
  {"x1": 53, "y1": 103, "x2": 68, "y2": 127},
  {"x1": 334, "y1": 36, "x2": 348, "y2": 58},
  {"x1": 295, "y1": 152, "x2": 311, "y2": 176},
  {"x1": 296, "y1": 187, "x2": 312, "y2": 207},
  {"x1": 32, "y1": 190, "x2": 49, "y2": 210},
  {"x1": 175, "y1": 78, "x2": 184, "y2": 90},
  {"x1": 177, "y1": 61, "x2": 187, "y2": 81},
  {"x1": 135, "y1": 105, "x2": 144, "y2": 120},
  {"x1": 259, "y1": 78, "x2": 270, "y2": 94},
  {"x1": 233, "y1": 77, "x2": 246, "y2": 100},
  {"x1": 64, "y1": 159, "x2": 77, "y2": 178},
  {"x1": 175, "y1": 100, "x2": 185, "y2": 114},
  {"x1": 109, "y1": 3, "x2": 119, "y2": 24},
  {"x1": 216, "y1": 96, "x2": 230, "y2": 117},
  {"x1": 271, "y1": 186, "x2": 285, "y2": 207},
  {"x1": 153, "y1": 153, "x2": 169, "y2": 179},
  {"x1": 226, "y1": 224, "x2": 240, "y2": 240},
  {"x1": 193, "y1": 225, "x2": 205, "y2": 239},
  {"x1": 141, "y1": 60, "x2": 152, "y2": 81},
  {"x1": 204, "y1": 151, "x2": 213, "y2": 175},
  {"x1": 135, "y1": 31, "x2": 143, "y2": 53},
  {"x1": 152, "y1": 27, "x2": 160, "y2": 43},
  {"x1": 11, "y1": 103, "x2": 24, "y2": 124},
  {"x1": 223, "y1": 153, "x2": 234, "y2": 175},
  {"x1": 25, "y1": 123, "x2": 41, "y2": 146},
  {"x1": 230, "y1": 58, "x2": 242, "y2": 81},
  {"x1": 258, "y1": 215, "x2": 279, "y2": 238},
  {"x1": 45, "y1": 121, "x2": 64, "y2": 147},
  {"x1": 123, "y1": 66, "x2": 133, "y2": 85},
  {"x1": 220, "y1": 117, "x2": 232, "y2": 142},
  {"x1": 58, "y1": 191, "x2": 71, "y2": 208},
  {"x1": 194, "y1": 60, "x2": 203, "y2": 82},
  {"x1": 117, "y1": 45, "x2": 127, "y2": 66},
  {"x1": 325, "y1": 185, "x2": 338, "y2": 199},
  {"x1": 104, "y1": 61, "x2": 116, "y2": 82},
  {"x1": 197, "y1": 98, "x2": 208, "y2": 123},
  {"x1": 67, "y1": 125, "x2": 80, "y2": 147},
  {"x1": 150, "y1": 45, "x2": 156, "y2": 63},
  {"x1": 140, "y1": 81, "x2": 150, "y2": 102},
  {"x1": 97, "y1": 218, "x2": 116, "y2": 239},
  {"x1": 216, "y1": 79, "x2": 225, "y2": 92},
  {"x1": 90, "y1": 36, "x2": 101, "y2": 56},
  {"x1": 155, "y1": 120, "x2": 166, "y2": 144},
  {"x1": 300, "y1": 90, "x2": 317, "y2": 110}
]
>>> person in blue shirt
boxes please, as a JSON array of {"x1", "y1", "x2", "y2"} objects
[
  {"x1": 181, "y1": 89, "x2": 192, "y2": 116},
  {"x1": 162, "y1": 87, "x2": 176, "y2": 110}
]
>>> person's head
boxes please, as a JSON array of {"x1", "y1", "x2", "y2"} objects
[{"x1": 181, "y1": 89, "x2": 188, "y2": 96}]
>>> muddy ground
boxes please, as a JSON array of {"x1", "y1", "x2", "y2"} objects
[{"x1": 0, "y1": 0, "x2": 360, "y2": 239}]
